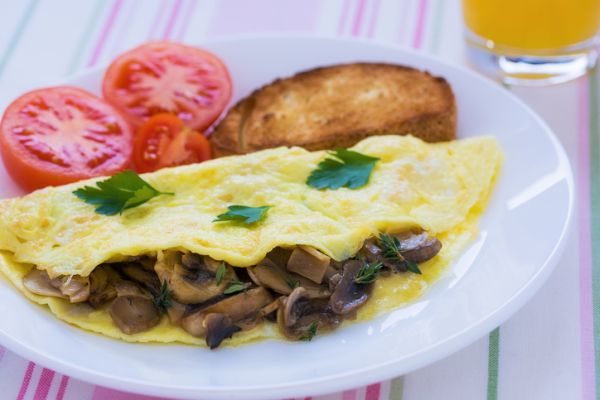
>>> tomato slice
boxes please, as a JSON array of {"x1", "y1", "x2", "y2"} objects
[
  {"x1": 102, "y1": 41, "x2": 232, "y2": 131},
  {"x1": 0, "y1": 86, "x2": 133, "y2": 191},
  {"x1": 133, "y1": 113, "x2": 212, "y2": 173}
]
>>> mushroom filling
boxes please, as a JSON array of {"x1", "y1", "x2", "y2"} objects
[{"x1": 22, "y1": 229, "x2": 442, "y2": 348}]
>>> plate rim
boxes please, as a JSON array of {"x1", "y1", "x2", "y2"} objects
[{"x1": 0, "y1": 34, "x2": 575, "y2": 400}]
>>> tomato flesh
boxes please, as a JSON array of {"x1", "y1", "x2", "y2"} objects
[
  {"x1": 0, "y1": 86, "x2": 133, "y2": 191},
  {"x1": 103, "y1": 42, "x2": 232, "y2": 131},
  {"x1": 133, "y1": 113, "x2": 212, "y2": 173}
]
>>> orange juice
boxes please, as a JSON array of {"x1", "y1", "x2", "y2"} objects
[{"x1": 463, "y1": 0, "x2": 600, "y2": 50}]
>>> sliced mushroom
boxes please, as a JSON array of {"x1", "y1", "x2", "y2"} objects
[
  {"x1": 396, "y1": 230, "x2": 442, "y2": 263},
  {"x1": 154, "y1": 251, "x2": 234, "y2": 304},
  {"x1": 248, "y1": 259, "x2": 330, "y2": 299},
  {"x1": 180, "y1": 310, "x2": 207, "y2": 337},
  {"x1": 22, "y1": 269, "x2": 65, "y2": 298},
  {"x1": 328, "y1": 272, "x2": 342, "y2": 292},
  {"x1": 257, "y1": 298, "x2": 281, "y2": 320},
  {"x1": 204, "y1": 313, "x2": 241, "y2": 349},
  {"x1": 277, "y1": 287, "x2": 340, "y2": 340},
  {"x1": 118, "y1": 262, "x2": 160, "y2": 295},
  {"x1": 109, "y1": 280, "x2": 161, "y2": 335},
  {"x1": 88, "y1": 267, "x2": 118, "y2": 308},
  {"x1": 360, "y1": 238, "x2": 384, "y2": 263},
  {"x1": 166, "y1": 299, "x2": 187, "y2": 325},
  {"x1": 286, "y1": 246, "x2": 331, "y2": 284},
  {"x1": 181, "y1": 287, "x2": 272, "y2": 338},
  {"x1": 49, "y1": 275, "x2": 90, "y2": 303},
  {"x1": 266, "y1": 247, "x2": 293, "y2": 267},
  {"x1": 329, "y1": 260, "x2": 372, "y2": 315}
]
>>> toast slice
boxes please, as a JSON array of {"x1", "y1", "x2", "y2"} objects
[{"x1": 210, "y1": 63, "x2": 456, "y2": 156}]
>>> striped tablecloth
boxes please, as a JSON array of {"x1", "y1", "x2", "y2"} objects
[{"x1": 0, "y1": 1, "x2": 595, "y2": 399}]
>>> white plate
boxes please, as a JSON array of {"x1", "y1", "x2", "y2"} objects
[{"x1": 0, "y1": 36, "x2": 573, "y2": 400}]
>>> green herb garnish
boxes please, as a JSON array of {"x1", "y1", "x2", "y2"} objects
[
  {"x1": 224, "y1": 281, "x2": 248, "y2": 295},
  {"x1": 286, "y1": 278, "x2": 300, "y2": 289},
  {"x1": 405, "y1": 260, "x2": 421, "y2": 274},
  {"x1": 379, "y1": 233, "x2": 422, "y2": 275},
  {"x1": 73, "y1": 170, "x2": 173, "y2": 216},
  {"x1": 354, "y1": 261, "x2": 383, "y2": 284},
  {"x1": 306, "y1": 148, "x2": 379, "y2": 190},
  {"x1": 213, "y1": 205, "x2": 271, "y2": 225},
  {"x1": 301, "y1": 322, "x2": 318, "y2": 341},
  {"x1": 215, "y1": 263, "x2": 226, "y2": 286},
  {"x1": 153, "y1": 281, "x2": 173, "y2": 313}
]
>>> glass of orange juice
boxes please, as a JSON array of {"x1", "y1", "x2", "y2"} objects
[{"x1": 463, "y1": 0, "x2": 600, "y2": 85}]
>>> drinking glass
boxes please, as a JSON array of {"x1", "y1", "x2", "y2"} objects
[{"x1": 463, "y1": 0, "x2": 600, "y2": 85}]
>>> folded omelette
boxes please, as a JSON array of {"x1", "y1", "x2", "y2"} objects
[{"x1": 0, "y1": 135, "x2": 502, "y2": 348}]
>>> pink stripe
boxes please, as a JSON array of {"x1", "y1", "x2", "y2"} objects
[
  {"x1": 0, "y1": 346, "x2": 6, "y2": 362},
  {"x1": 342, "y1": 389, "x2": 358, "y2": 400},
  {"x1": 366, "y1": 0, "x2": 382, "y2": 38},
  {"x1": 162, "y1": 0, "x2": 183, "y2": 40},
  {"x1": 33, "y1": 368, "x2": 55, "y2": 400},
  {"x1": 365, "y1": 383, "x2": 381, "y2": 400},
  {"x1": 411, "y1": 0, "x2": 429, "y2": 49},
  {"x1": 578, "y1": 76, "x2": 596, "y2": 400},
  {"x1": 174, "y1": 0, "x2": 198, "y2": 41},
  {"x1": 92, "y1": 386, "x2": 162, "y2": 400},
  {"x1": 350, "y1": 0, "x2": 367, "y2": 36},
  {"x1": 396, "y1": 0, "x2": 412, "y2": 44},
  {"x1": 337, "y1": 0, "x2": 352, "y2": 34},
  {"x1": 55, "y1": 375, "x2": 69, "y2": 400},
  {"x1": 147, "y1": 0, "x2": 167, "y2": 40},
  {"x1": 87, "y1": 0, "x2": 124, "y2": 66},
  {"x1": 16, "y1": 362, "x2": 35, "y2": 400},
  {"x1": 106, "y1": 0, "x2": 142, "y2": 60}
]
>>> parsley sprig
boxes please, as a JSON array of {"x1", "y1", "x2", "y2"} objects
[
  {"x1": 153, "y1": 281, "x2": 173, "y2": 313},
  {"x1": 73, "y1": 170, "x2": 173, "y2": 216},
  {"x1": 307, "y1": 148, "x2": 379, "y2": 190},
  {"x1": 354, "y1": 261, "x2": 383, "y2": 284},
  {"x1": 214, "y1": 205, "x2": 271, "y2": 225},
  {"x1": 379, "y1": 233, "x2": 422, "y2": 274}
]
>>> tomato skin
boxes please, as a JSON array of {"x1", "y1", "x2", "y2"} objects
[
  {"x1": 0, "y1": 86, "x2": 133, "y2": 191},
  {"x1": 133, "y1": 113, "x2": 212, "y2": 173},
  {"x1": 102, "y1": 41, "x2": 232, "y2": 131}
]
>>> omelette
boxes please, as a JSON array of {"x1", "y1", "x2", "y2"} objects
[{"x1": 0, "y1": 135, "x2": 501, "y2": 348}]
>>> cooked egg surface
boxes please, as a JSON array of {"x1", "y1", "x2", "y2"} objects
[{"x1": 0, "y1": 135, "x2": 502, "y2": 346}]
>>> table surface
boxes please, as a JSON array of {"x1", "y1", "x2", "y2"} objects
[{"x1": 0, "y1": 0, "x2": 595, "y2": 399}]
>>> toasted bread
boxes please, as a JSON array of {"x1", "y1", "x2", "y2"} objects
[{"x1": 210, "y1": 63, "x2": 456, "y2": 156}]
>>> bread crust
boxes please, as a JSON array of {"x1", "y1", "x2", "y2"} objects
[{"x1": 210, "y1": 63, "x2": 456, "y2": 156}]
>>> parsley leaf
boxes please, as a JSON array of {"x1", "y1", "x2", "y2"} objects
[
  {"x1": 306, "y1": 148, "x2": 379, "y2": 190},
  {"x1": 354, "y1": 261, "x2": 383, "y2": 284},
  {"x1": 73, "y1": 170, "x2": 173, "y2": 216},
  {"x1": 224, "y1": 281, "x2": 249, "y2": 295},
  {"x1": 301, "y1": 322, "x2": 318, "y2": 341},
  {"x1": 213, "y1": 205, "x2": 271, "y2": 225},
  {"x1": 215, "y1": 263, "x2": 227, "y2": 286},
  {"x1": 153, "y1": 281, "x2": 173, "y2": 313}
]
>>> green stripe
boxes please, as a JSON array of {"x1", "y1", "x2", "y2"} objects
[
  {"x1": 426, "y1": 0, "x2": 445, "y2": 53},
  {"x1": 485, "y1": 83, "x2": 510, "y2": 400},
  {"x1": 66, "y1": 0, "x2": 107, "y2": 74},
  {"x1": 389, "y1": 376, "x2": 404, "y2": 400},
  {"x1": 0, "y1": 0, "x2": 39, "y2": 77},
  {"x1": 588, "y1": 65, "x2": 600, "y2": 400},
  {"x1": 486, "y1": 328, "x2": 500, "y2": 400}
]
